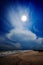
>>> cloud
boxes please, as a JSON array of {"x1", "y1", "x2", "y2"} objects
[
  {"x1": 0, "y1": 6, "x2": 43, "y2": 50},
  {"x1": 6, "y1": 7, "x2": 37, "y2": 42},
  {"x1": 14, "y1": 43, "x2": 22, "y2": 49},
  {"x1": 35, "y1": 38, "x2": 43, "y2": 44},
  {"x1": 0, "y1": 35, "x2": 22, "y2": 49},
  {"x1": 6, "y1": 29, "x2": 37, "y2": 41},
  {"x1": 0, "y1": 29, "x2": 43, "y2": 50},
  {"x1": 6, "y1": 28, "x2": 43, "y2": 49}
]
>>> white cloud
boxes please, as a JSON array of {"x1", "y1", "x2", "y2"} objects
[
  {"x1": 6, "y1": 29, "x2": 37, "y2": 41},
  {"x1": 6, "y1": 7, "x2": 37, "y2": 42},
  {"x1": 4, "y1": 6, "x2": 43, "y2": 48},
  {"x1": 0, "y1": 5, "x2": 43, "y2": 50},
  {"x1": 0, "y1": 36, "x2": 22, "y2": 49},
  {"x1": 0, "y1": 29, "x2": 43, "y2": 50},
  {"x1": 35, "y1": 38, "x2": 43, "y2": 44},
  {"x1": 5, "y1": 6, "x2": 35, "y2": 41},
  {"x1": 6, "y1": 28, "x2": 43, "y2": 46}
]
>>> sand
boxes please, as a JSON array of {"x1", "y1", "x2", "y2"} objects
[{"x1": 0, "y1": 50, "x2": 43, "y2": 65}]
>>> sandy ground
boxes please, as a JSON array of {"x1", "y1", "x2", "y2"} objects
[{"x1": 0, "y1": 50, "x2": 43, "y2": 65}]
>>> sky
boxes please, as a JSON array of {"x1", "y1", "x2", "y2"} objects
[{"x1": 0, "y1": 0, "x2": 43, "y2": 50}]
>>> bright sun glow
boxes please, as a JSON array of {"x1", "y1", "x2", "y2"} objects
[{"x1": 21, "y1": 15, "x2": 27, "y2": 22}]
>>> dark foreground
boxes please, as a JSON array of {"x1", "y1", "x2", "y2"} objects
[{"x1": 0, "y1": 50, "x2": 43, "y2": 65}]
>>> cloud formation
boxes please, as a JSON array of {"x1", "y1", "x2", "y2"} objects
[
  {"x1": 3, "y1": 27, "x2": 42, "y2": 50},
  {"x1": 0, "y1": 29, "x2": 43, "y2": 50},
  {"x1": 6, "y1": 29, "x2": 37, "y2": 41},
  {"x1": 0, "y1": 6, "x2": 43, "y2": 50}
]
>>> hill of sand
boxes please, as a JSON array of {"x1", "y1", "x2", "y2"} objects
[{"x1": 0, "y1": 50, "x2": 43, "y2": 65}]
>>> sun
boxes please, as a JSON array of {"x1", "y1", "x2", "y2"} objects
[{"x1": 21, "y1": 15, "x2": 27, "y2": 22}]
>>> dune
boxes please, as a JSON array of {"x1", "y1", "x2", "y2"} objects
[{"x1": 0, "y1": 50, "x2": 43, "y2": 65}]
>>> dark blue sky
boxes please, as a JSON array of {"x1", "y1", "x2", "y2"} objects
[{"x1": 0, "y1": 0, "x2": 43, "y2": 50}]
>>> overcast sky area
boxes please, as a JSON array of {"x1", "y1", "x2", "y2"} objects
[{"x1": 0, "y1": 0, "x2": 43, "y2": 50}]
